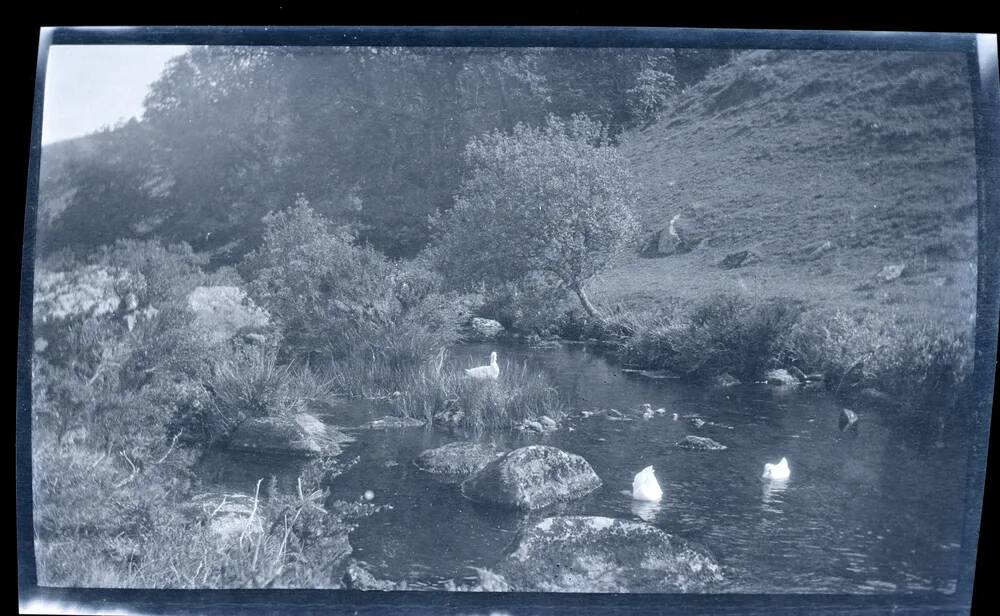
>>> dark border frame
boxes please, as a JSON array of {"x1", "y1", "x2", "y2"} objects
[{"x1": 16, "y1": 26, "x2": 999, "y2": 615}]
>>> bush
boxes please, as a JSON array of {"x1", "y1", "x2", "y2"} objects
[
  {"x1": 243, "y1": 204, "x2": 400, "y2": 362},
  {"x1": 477, "y1": 276, "x2": 571, "y2": 335},
  {"x1": 783, "y1": 309, "x2": 973, "y2": 396},
  {"x1": 33, "y1": 436, "x2": 355, "y2": 589},
  {"x1": 618, "y1": 294, "x2": 803, "y2": 381}
]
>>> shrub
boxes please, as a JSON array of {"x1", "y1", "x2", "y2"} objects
[
  {"x1": 243, "y1": 204, "x2": 400, "y2": 362},
  {"x1": 477, "y1": 276, "x2": 571, "y2": 335},
  {"x1": 618, "y1": 294, "x2": 803, "y2": 381},
  {"x1": 783, "y1": 309, "x2": 973, "y2": 396},
  {"x1": 33, "y1": 437, "x2": 356, "y2": 589},
  {"x1": 204, "y1": 342, "x2": 304, "y2": 436}
]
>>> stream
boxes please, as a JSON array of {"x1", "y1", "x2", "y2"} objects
[{"x1": 197, "y1": 341, "x2": 969, "y2": 593}]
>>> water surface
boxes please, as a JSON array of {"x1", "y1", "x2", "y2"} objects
[{"x1": 200, "y1": 342, "x2": 969, "y2": 593}]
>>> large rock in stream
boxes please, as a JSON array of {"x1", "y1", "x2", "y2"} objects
[
  {"x1": 414, "y1": 441, "x2": 505, "y2": 477},
  {"x1": 224, "y1": 413, "x2": 353, "y2": 457},
  {"x1": 461, "y1": 445, "x2": 602, "y2": 510},
  {"x1": 496, "y1": 516, "x2": 723, "y2": 592}
]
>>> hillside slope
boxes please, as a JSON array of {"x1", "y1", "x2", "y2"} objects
[{"x1": 597, "y1": 49, "x2": 978, "y2": 327}]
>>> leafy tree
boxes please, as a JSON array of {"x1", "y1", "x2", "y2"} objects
[
  {"x1": 38, "y1": 46, "x2": 730, "y2": 261},
  {"x1": 431, "y1": 115, "x2": 640, "y2": 319}
]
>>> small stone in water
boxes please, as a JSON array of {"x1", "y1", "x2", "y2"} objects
[{"x1": 363, "y1": 490, "x2": 375, "y2": 501}]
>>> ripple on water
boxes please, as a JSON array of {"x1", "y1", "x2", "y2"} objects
[{"x1": 199, "y1": 342, "x2": 972, "y2": 593}]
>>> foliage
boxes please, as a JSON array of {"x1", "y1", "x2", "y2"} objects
[
  {"x1": 365, "y1": 351, "x2": 565, "y2": 432},
  {"x1": 243, "y1": 204, "x2": 400, "y2": 361},
  {"x1": 616, "y1": 293, "x2": 805, "y2": 381},
  {"x1": 476, "y1": 276, "x2": 571, "y2": 335},
  {"x1": 783, "y1": 309, "x2": 973, "y2": 395},
  {"x1": 39, "y1": 47, "x2": 732, "y2": 260},
  {"x1": 33, "y1": 432, "x2": 356, "y2": 588},
  {"x1": 432, "y1": 114, "x2": 641, "y2": 318}
]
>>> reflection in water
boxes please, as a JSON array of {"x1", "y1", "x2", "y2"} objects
[
  {"x1": 631, "y1": 498, "x2": 664, "y2": 523},
  {"x1": 761, "y1": 478, "x2": 789, "y2": 511},
  {"x1": 198, "y1": 342, "x2": 970, "y2": 593}
]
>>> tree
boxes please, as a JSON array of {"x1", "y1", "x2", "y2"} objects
[{"x1": 431, "y1": 115, "x2": 641, "y2": 320}]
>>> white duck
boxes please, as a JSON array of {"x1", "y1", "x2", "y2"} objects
[
  {"x1": 762, "y1": 457, "x2": 791, "y2": 481},
  {"x1": 632, "y1": 465, "x2": 663, "y2": 502},
  {"x1": 465, "y1": 351, "x2": 499, "y2": 380}
]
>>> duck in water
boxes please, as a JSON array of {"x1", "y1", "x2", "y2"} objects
[
  {"x1": 632, "y1": 466, "x2": 663, "y2": 502},
  {"x1": 761, "y1": 457, "x2": 791, "y2": 481}
]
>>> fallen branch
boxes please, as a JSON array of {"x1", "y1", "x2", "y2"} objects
[
  {"x1": 154, "y1": 429, "x2": 184, "y2": 465},
  {"x1": 113, "y1": 449, "x2": 139, "y2": 488}
]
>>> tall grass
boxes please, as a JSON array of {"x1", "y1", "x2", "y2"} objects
[
  {"x1": 33, "y1": 433, "x2": 356, "y2": 588},
  {"x1": 331, "y1": 347, "x2": 564, "y2": 431},
  {"x1": 395, "y1": 354, "x2": 564, "y2": 431}
]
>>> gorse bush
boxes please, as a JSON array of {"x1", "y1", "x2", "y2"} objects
[
  {"x1": 784, "y1": 309, "x2": 973, "y2": 395},
  {"x1": 243, "y1": 204, "x2": 400, "y2": 362},
  {"x1": 618, "y1": 294, "x2": 804, "y2": 381}
]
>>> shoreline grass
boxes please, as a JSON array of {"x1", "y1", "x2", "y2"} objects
[
  {"x1": 511, "y1": 290, "x2": 975, "y2": 406},
  {"x1": 330, "y1": 349, "x2": 565, "y2": 431}
]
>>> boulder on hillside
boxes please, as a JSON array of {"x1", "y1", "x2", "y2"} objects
[
  {"x1": 720, "y1": 249, "x2": 763, "y2": 269},
  {"x1": 876, "y1": 264, "x2": 907, "y2": 282},
  {"x1": 496, "y1": 516, "x2": 723, "y2": 592},
  {"x1": 839, "y1": 408, "x2": 860, "y2": 432},
  {"x1": 224, "y1": 413, "x2": 353, "y2": 457},
  {"x1": 714, "y1": 373, "x2": 741, "y2": 388},
  {"x1": 182, "y1": 492, "x2": 263, "y2": 541},
  {"x1": 640, "y1": 214, "x2": 704, "y2": 257},
  {"x1": 187, "y1": 286, "x2": 270, "y2": 345},
  {"x1": 461, "y1": 445, "x2": 602, "y2": 510},
  {"x1": 414, "y1": 441, "x2": 505, "y2": 477},
  {"x1": 465, "y1": 317, "x2": 505, "y2": 341},
  {"x1": 800, "y1": 239, "x2": 836, "y2": 261}
]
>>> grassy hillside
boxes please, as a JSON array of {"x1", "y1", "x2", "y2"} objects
[{"x1": 595, "y1": 49, "x2": 977, "y2": 329}]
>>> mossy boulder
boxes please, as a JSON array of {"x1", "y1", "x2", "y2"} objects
[
  {"x1": 496, "y1": 516, "x2": 723, "y2": 592},
  {"x1": 460, "y1": 445, "x2": 602, "y2": 510},
  {"x1": 414, "y1": 441, "x2": 505, "y2": 477}
]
